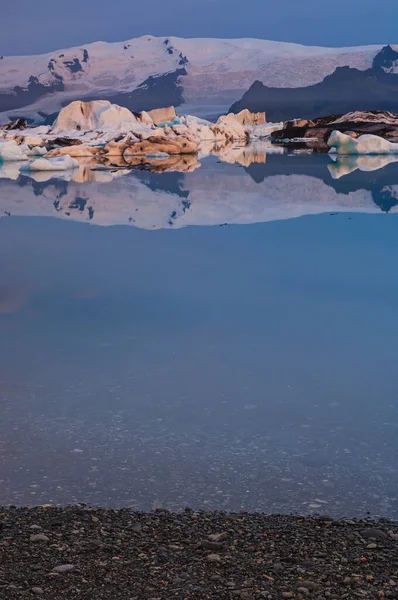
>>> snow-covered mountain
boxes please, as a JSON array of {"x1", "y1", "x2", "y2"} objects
[{"x1": 0, "y1": 36, "x2": 389, "y2": 123}]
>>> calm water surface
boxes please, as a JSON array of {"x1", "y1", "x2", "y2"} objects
[{"x1": 1, "y1": 153, "x2": 398, "y2": 517}]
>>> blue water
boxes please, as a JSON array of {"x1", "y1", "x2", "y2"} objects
[{"x1": 1, "y1": 154, "x2": 398, "y2": 517}]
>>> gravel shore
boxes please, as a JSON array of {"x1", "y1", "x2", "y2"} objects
[{"x1": 1, "y1": 507, "x2": 397, "y2": 599}]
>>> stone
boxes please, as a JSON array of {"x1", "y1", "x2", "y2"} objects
[
  {"x1": 199, "y1": 540, "x2": 225, "y2": 550},
  {"x1": 367, "y1": 543, "x2": 378, "y2": 549},
  {"x1": 282, "y1": 594, "x2": 295, "y2": 599},
  {"x1": 208, "y1": 532, "x2": 228, "y2": 542},
  {"x1": 31, "y1": 588, "x2": 44, "y2": 595},
  {"x1": 361, "y1": 529, "x2": 388, "y2": 539},
  {"x1": 206, "y1": 553, "x2": 221, "y2": 562},
  {"x1": 52, "y1": 564, "x2": 75, "y2": 573},
  {"x1": 2, "y1": 118, "x2": 28, "y2": 131},
  {"x1": 30, "y1": 534, "x2": 49, "y2": 543},
  {"x1": 297, "y1": 581, "x2": 319, "y2": 591}
]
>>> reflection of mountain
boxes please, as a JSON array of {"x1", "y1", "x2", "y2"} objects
[{"x1": 1, "y1": 154, "x2": 398, "y2": 229}]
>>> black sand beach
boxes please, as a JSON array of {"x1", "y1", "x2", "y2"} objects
[{"x1": 1, "y1": 507, "x2": 397, "y2": 599}]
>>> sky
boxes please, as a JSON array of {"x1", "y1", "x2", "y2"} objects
[{"x1": 2, "y1": 0, "x2": 398, "y2": 55}]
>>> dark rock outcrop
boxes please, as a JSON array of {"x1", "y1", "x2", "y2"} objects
[
  {"x1": 62, "y1": 69, "x2": 188, "y2": 114},
  {"x1": 1, "y1": 118, "x2": 28, "y2": 130},
  {"x1": 108, "y1": 68, "x2": 187, "y2": 112},
  {"x1": 230, "y1": 61, "x2": 398, "y2": 122},
  {"x1": 0, "y1": 76, "x2": 64, "y2": 113},
  {"x1": 271, "y1": 110, "x2": 398, "y2": 150},
  {"x1": 373, "y1": 44, "x2": 398, "y2": 72}
]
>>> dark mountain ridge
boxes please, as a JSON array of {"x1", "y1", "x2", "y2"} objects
[{"x1": 230, "y1": 46, "x2": 398, "y2": 122}]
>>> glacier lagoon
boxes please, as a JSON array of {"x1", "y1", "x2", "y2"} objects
[{"x1": 1, "y1": 151, "x2": 398, "y2": 517}]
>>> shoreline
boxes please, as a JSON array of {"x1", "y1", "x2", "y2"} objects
[{"x1": 1, "y1": 507, "x2": 397, "y2": 599}]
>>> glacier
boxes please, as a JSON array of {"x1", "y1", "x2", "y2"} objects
[{"x1": 0, "y1": 36, "x2": 386, "y2": 123}]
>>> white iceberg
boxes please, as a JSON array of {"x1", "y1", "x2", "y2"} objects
[
  {"x1": 0, "y1": 139, "x2": 29, "y2": 161},
  {"x1": 26, "y1": 146, "x2": 48, "y2": 157},
  {"x1": 19, "y1": 155, "x2": 79, "y2": 172},
  {"x1": 53, "y1": 100, "x2": 140, "y2": 133},
  {"x1": 328, "y1": 130, "x2": 398, "y2": 155}
]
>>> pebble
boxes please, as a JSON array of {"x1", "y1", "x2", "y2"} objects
[
  {"x1": 297, "y1": 581, "x2": 318, "y2": 591},
  {"x1": 367, "y1": 543, "x2": 378, "y2": 549},
  {"x1": 1, "y1": 508, "x2": 397, "y2": 600},
  {"x1": 30, "y1": 534, "x2": 49, "y2": 543},
  {"x1": 200, "y1": 540, "x2": 225, "y2": 550},
  {"x1": 206, "y1": 553, "x2": 221, "y2": 562},
  {"x1": 52, "y1": 564, "x2": 75, "y2": 573},
  {"x1": 208, "y1": 532, "x2": 228, "y2": 542},
  {"x1": 361, "y1": 529, "x2": 387, "y2": 539},
  {"x1": 31, "y1": 587, "x2": 44, "y2": 595}
]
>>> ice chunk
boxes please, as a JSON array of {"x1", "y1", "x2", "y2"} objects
[
  {"x1": 53, "y1": 100, "x2": 139, "y2": 133},
  {"x1": 0, "y1": 139, "x2": 29, "y2": 161},
  {"x1": 20, "y1": 154, "x2": 78, "y2": 171},
  {"x1": 328, "y1": 130, "x2": 398, "y2": 155},
  {"x1": 26, "y1": 146, "x2": 48, "y2": 156}
]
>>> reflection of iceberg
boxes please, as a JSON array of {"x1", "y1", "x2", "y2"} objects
[
  {"x1": 328, "y1": 155, "x2": 398, "y2": 179},
  {"x1": 0, "y1": 161, "x2": 24, "y2": 180},
  {"x1": 2, "y1": 154, "x2": 397, "y2": 229},
  {"x1": 199, "y1": 142, "x2": 285, "y2": 165},
  {"x1": 21, "y1": 171, "x2": 74, "y2": 184},
  {"x1": 19, "y1": 155, "x2": 79, "y2": 172}
]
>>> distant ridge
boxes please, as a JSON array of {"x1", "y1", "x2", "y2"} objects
[
  {"x1": 0, "y1": 36, "x2": 389, "y2": 123},
  {"x1": 230, "y1": 48, "x2": 398, "y2": 121}
]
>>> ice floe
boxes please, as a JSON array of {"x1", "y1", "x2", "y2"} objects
[
  {"x1": 328, "y1": 131, "x2": 398, "y2": 155},
  {"x1": 0, "y1": 139, "x2": 29, "y2": 161}
]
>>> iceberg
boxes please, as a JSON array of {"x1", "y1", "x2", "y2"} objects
[
  {"x1": 53, "y1": 100, "x2": 140, "y2": 133},
  {"x1": 19, "y1": 155, "x2": 79, "y2": 172},
  {"x1": 0, "y1": 139, "x2": 29, "y2": 161},
  {"x1": 328, "y1": 130, "x2": 398, "y2": 155}
]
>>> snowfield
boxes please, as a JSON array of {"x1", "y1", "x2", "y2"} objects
[{"x1": 0, "y1": 35, "x2": 385, "y2": 121}]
